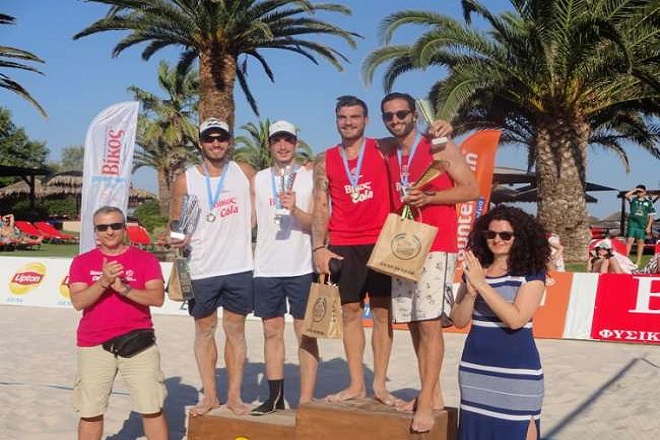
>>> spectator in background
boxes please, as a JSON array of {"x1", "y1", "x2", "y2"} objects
[
  {"x1": 547, "y1": 232, "x2": 565, "y2": 272},
  {"x1": 587, "y1": 241, "x2": 624, "y2": 274},
  {"x1": 624, "y1": 184, "x2": 656, "y2": 267},
  {"x1": 1, "y1": 214, "x2": 19, "y2": 244}
]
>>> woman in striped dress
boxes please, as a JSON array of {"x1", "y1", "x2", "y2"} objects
[{"x1": 451, "y1": 205, "x2": 550, "y2": 440}]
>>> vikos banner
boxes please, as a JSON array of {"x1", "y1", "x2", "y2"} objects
[{"x1": 79, "y1": 101, "x2": 139, "y2": 253}]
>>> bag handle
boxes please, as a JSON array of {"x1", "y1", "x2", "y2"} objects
[
  {"x1": 319, "y1": 272, "x2": 335, "y2": 285},
  {"x1": 401, "y1": 204, "x2": 423, "y2": 222}
]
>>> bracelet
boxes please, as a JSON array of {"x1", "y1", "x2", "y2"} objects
[{"x1": 312, "y1": 245, "x2": 326, "y2": 253}]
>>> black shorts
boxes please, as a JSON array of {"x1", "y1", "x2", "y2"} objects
[{"x1": 327, "y1": 244, "x2": 391, "y2": 305}]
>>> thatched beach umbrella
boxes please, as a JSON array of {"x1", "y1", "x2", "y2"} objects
[
  {"x1": 42, "y1": 171, "x2": 156, "y2": 210},
  {"x1": 0, "y1": 179, "x2": 46, "y2": 198}
]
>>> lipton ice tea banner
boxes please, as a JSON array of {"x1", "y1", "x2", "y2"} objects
[
  {"x1": 454, "y1": 129, "x2": 500, "y2": 280},
  {"x1": 80, "y1": 101, "x2": 140, "y2": 253}
]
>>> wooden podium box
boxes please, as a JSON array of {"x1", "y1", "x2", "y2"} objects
[
  {"x1": 187, "y1": 400, "x2": 457, "y2": 440},
  {"x1": 187, "y1": 407, "x2": 296, "y2": 440},
  {"x1": 295, "y1": 399, "x2": 457, "y2": 440}
]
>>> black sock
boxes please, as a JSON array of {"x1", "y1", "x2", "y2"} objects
[{"x1": 250, "y1": 379, "x2": 284, "y2": 415}]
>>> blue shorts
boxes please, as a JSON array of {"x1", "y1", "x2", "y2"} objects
[
  {"x1": 188, "y1": 271, "x2": 253, "y2": 318},
  {"x1": 253, "y1": 273, "x2": 314, "y2": 320}
]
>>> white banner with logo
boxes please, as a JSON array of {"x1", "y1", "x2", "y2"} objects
[{"x1": 80, "y1": 101, "x2": 140, "y2": 253}]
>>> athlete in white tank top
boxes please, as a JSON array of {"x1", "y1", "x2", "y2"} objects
[
  {"x1": 185, "y1": 161, "x2": 253, "y2": 279},
  {"x1": 254, "y1": 166, "x2": 313, "y2": 277}
]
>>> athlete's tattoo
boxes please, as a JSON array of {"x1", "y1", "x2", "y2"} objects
[{"x1": 312, "y1": 152, "x2": 329, "y2": 248}]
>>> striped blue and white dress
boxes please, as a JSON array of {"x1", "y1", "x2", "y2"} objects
[{"x1": 458, "y1": 271, "x2": 545, "y2": 440}]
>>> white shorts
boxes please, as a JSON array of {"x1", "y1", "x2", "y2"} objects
[{"x1": 391, "y1": 251, "x2": 456, "y2": 325}]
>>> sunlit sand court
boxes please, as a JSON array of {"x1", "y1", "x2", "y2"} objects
[{"x1": 1, "y1": 305, "x2": 658, "y2": 439}]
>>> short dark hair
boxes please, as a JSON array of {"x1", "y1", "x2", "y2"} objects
[
  {"x1": 636, "y1": 184, "x2": 647, "y2": 191},
  {"x1": 380, "y1": 92, "x2": 416, "y2": 114},
  {"x1": 335, "y1": 95, "x2": 368, "y2": 117}
]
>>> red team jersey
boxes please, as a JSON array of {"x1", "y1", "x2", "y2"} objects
[
  {"x1": 326, "y1": 138, "x2": 392, "y2": 245},
  {"x1": 386, "y1": 136, "x2": 458, "y2": 253}
]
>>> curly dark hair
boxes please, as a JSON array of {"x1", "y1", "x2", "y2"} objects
[{"x1": 467, "y1": 205, "x2": 550, "y2": 276}]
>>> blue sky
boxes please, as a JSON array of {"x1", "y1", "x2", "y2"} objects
[{"x1": 2, "y1": 0, "x2": 658, "y2": 219}]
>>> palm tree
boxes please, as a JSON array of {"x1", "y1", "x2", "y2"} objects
[
  {"x1": 129, "y1": 61, "x2": 199, "y2": 215},
  {"x1": 0, "y1": 13, "x2": 46, "y2": 117},
  {"x1": 234, "y1": 119, "x2": 313, "y2": 170},
  {"x1": 74, "y1": 0, "x2": 359, "y2": 127},
  {"x1": 363, "y1": 0, "x2": 660, "y2": 261}
]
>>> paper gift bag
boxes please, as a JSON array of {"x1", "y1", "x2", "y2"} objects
[
  {"x1": 367, "y1": 207, "x2": 438, "y2": 282},
  {"x1": 303, "y1": 274, "x2": 343, "y2": 339},
  {"x1": 166, "y1": 257, "x2": 194, "y2": 301}
]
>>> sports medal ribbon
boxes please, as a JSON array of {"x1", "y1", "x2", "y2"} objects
[
  {"x1": 339, "y1": 138, "x2": 366, "y2": 203},
  {"x1": 396, "y1": 132, "x2": 422, "y2": 199},
  {"x1": 202, "y1": 161, "x2": 228, "y2": 222}
]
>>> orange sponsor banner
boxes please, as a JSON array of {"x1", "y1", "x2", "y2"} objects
[
  {"x1": 533, "y1": 270, "x2": 573, "y2": 338},
  {"x1": 455, "y1": 130, "x2": 501, "y2": 281}
]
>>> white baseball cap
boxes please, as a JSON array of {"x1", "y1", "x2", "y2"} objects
[
  {"x1": 199, "y1": 118, "x2": 230, "y2": 137},
  {"x1": 268, "y1": 120, "x2": 297, "y2": 139}
]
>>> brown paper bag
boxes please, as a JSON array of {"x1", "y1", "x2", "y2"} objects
[
  {"x1": 166, "y1": 258, "x2": 195, "y2": 302},
  {"x1": 303, "y1": 274, "x2": 343, "y2": 339},
  {"x1": 367, "y1": 208, "x2": 438, "y2": 282}
]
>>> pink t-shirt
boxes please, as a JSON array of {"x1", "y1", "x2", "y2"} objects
[{"x1": 68, "y1": 246, "x2": 163, "y2": 347}]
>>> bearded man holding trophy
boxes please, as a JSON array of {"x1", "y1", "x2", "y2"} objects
[
  {"x1": 250, "y1": 120, "x2": 318, "y2": 415},
  {"x1": 169, "y1": 118, "x2": 256, "y2": 416},
  {"x1": 379, "y1": 92, "x2": 479, "y2": 433}
]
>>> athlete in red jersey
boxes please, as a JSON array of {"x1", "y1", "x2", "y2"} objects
[
  {"x1": 312, "y1": 95, "x2": 396, "y2": 406},
  {"x1": 381, "y1": 92, "x2": 479, "y2": 433}
]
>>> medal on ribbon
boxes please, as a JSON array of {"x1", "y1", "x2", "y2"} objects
[
  {"x1": 339, "y1": 139, "x2": 366, "y2": 204},
  {"x1": 202, "y1": 161, "x2": 228, "y2": 222},
  {"x1": 397, "y1": 133, "x2": 421, "y2": 202}
]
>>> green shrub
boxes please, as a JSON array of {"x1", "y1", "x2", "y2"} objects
[{"x1": 133, "y1": 200, "x2": 168, "y2": 232}]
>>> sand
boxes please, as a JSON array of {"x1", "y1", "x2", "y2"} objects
[{"x1": 1, "y1": 305, "x2": 658, "y2": 439}]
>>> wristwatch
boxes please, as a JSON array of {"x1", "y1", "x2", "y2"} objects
[{"x1": 120, "y1": 284, "x2": 131, "y2": 297}]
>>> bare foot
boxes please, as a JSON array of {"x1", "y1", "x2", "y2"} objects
[
  {"x1": 395, "y1": 398, "x2": 416, "y2": 413},
  {"x1": 188, "y1": 400, "x2": 220, "y2": 417},
  {"x1": 226, "y1": 400, "x2": 251, "y2": 415},
  {"x1": 411, "y1": 406, "x2": 435, "y2": 433},
  {"x1": 373, "y1": 389, "x2": 405, "y2": 407},
  {"x1": 324, "y1": 388, "x2": 366, "y2": 403}
]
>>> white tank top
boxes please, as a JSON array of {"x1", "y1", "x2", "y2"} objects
[
  {"x1": 254, "y1": 166, "x2": 313, "y2": 277},
  {"x1": 185, "y1": 162, "x2": 253, "y2": 279}
]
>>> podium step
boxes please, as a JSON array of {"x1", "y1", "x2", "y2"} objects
[
  {"x1": 295, "y1": 399, "x2": 457, "y2": 440},
  {"x1": 187, "y1": 399, "x2": 457, "y2": 440},
  {"x1": 187, "y1": 407, "x2": 296, "y2": 440}
]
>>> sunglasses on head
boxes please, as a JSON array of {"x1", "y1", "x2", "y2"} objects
[
  {"x1": 483, "y1": 230, "x2": 515, "y2": 241},
  {"x1": 202, "y1": 133, "x2": 230, "y2": 143},
  {"x1": 382, "y1": 110, "x2": 413, "y2": 122},
  {"x1": 94, "y1": 222, "x2": 124, "y2": 232}
]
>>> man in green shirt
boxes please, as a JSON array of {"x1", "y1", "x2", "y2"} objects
[{"x1": 624, "y1": 184, "x2": 657, "y2": 267}]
